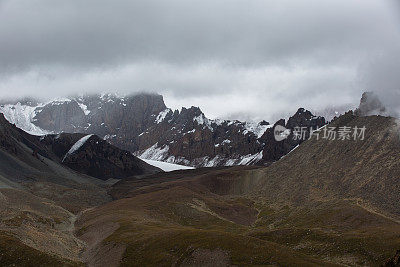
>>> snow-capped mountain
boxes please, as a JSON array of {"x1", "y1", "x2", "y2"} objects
[
  {"x1": 0, "y1": 102, "x2": 50, "y2": 135},
  {"x1": 0, "y1": 93, "x2": 326, "y2": 167}
]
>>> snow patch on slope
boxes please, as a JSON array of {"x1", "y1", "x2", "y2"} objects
[
  {"x1": 77, "y1": 102, "x2": 91, "y2": 115},
  {"x1": 138, "y1": 143, "x2": 170, "y2": 161},
  {"x1": 197, "y1": 151, "x2": 263, "y2": 167},
  {"x1": 155, "y1": 109, "x2": 171, "y2": 123},
  {"x1": 0, "y1": 97, "x2": 92, "y2": 135},
  {"x1": 138, "y1": 141, "x2": 264, "y2": 168},
  {"x1": 202, "y1": 155, "x2": 223, "y2": 167},
  {"x1": 243, "y1": 122, "x2": 272, "y2": 138},
  {"x1": 62, "y1": 134, "x2": 93, "y2": 162},
  {"x1": 140, "y1": 159, "x2": 194, "y2": 172},
  {"x1": 0, "y1": 103, "x2": 50, "y2": 136},
  {"x1": 137, "y1": 143, "x2": 191, "y2": 166},
  {"x1": 194, "y1": 114, "x2": 213, "y2": 130}
]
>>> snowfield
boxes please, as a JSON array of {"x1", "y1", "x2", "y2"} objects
[{"x1": 140, "y1": 158, "x2": 194, "y2": 172}]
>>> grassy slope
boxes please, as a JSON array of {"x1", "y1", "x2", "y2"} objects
[
  {"x1": 245, "y1": 113, "x2": 400, "y2": 265},
  {"x1": 250, "y1": 200, "x2": 400, "y2": 265},
  {"x1": 77, "y1": 185, "x2": 338, "y2": 266},
  {"x1": 0, "y1": 232, "x2": 82, "y2": 267}
]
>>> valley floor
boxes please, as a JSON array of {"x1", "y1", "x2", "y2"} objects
[
  {"x1": 1, "y1": 166, "x2": 400, "y2": 266},
  {"x1": 75, "y1": 167, "x2": 400, "y2": 266}
]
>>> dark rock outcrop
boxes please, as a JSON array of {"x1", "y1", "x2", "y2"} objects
[
  {"x1": 260, "y1": 108, "x2": 326, "y2": 163},
  {"x1": 354, "y1": 91, "x2": 387, "y2": 116},
  {"x1": 40, "y1": 133, "x2": 161, "y2": 180}
]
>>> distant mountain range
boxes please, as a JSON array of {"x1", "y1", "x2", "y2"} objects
[{"x1": 0, "y1": 93, "x2": 326, "y2": 167}]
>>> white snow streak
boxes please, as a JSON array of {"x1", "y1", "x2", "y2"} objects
[{"x1": 62, "y1": 134, "x2": 93, "y2": 162}]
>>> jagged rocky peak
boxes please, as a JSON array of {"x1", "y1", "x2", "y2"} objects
[
  {"x1": 180, "y1": 106, "x2": 210, "y2": 127},
  {"x1": 259, "y1": 108, "x2": 326, "y2": 163},
  {"x1": 180, "y1": 106, "x2": 203, "y2": 118},
  {"x1": 355, "y1": 91, "x2": 387, "y2": 116},
  {"x1": 286, "y1": 107, "x2": 326, "y2": 128},
  {"x1": 153, "y1": 105, "x2": 212, "y2": 130}
]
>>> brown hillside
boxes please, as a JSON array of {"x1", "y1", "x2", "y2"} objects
[{"x1": 251, "y1": 112, "x2": 400, "y2": 218}]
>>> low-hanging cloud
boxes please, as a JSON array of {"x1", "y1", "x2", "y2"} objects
[{"x1": 0, "y1": 0, "x2": 399, "y2": 121}]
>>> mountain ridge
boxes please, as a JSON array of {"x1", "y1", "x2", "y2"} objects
[{"x1": 0, "y1": 93, "x2": 326, "y2": 167}]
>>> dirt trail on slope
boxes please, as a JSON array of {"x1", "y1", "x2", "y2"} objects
[
  {"x1": 0, "y1": 188, "x2": 89, "y2": 262},
  {"x1": 346, "y1": 198, "x2": 400, "y2": 225}
]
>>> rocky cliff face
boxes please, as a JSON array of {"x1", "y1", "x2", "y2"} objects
[
  {"x1": 31, "y1": 94, "x2": 167, "y2": 152},
  {"x1": 0, "y1": 93, "x2": 326, "y2": 167}
]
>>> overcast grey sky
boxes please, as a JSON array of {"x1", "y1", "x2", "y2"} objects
[{"x1": 0, "y1": 0, "x2": 399, "y2": 121}]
